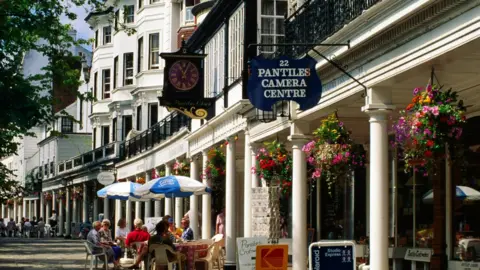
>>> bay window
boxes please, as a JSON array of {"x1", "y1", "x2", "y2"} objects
[
  {"x1": 102, "y1": 69, "x2": 111, "y2": 99},
  {"x1": 103, "y1": 26, "x2": 112, "y2": 44},
  {"x1": 123, "y1": 53, "x2": 134, "y2": 85},
  {"x1": 149, "y1": 33, "x2": 159, "y2": 69}
]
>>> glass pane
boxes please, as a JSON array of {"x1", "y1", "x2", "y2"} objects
[
  {"x1": 276, "y1": 0, "x2": 287, "y2": 17},
  {"x1": 261, "y1": 35, "x2": 274, "y2": 53},
  {"x1": 151, "y1": 53, "x2": 159, "y2": 65},
  {"x1": 261, "y1": 18, "x2": 275, "y2": 34},
  {"x1": 261, "y1": 0, "x2": 274, "y2": 15},
  {"x1": 126, "y1": 69, "x2": 133, "y2": 77},
  {"x1": 276, "y1": 18, "x2": 285, "y2": 34}
]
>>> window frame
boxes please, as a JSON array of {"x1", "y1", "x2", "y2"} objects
[
  {"x1": 102, "y1": 69, "x2": 111, "y2": 99},
  {"x1": 95, "y1": 30, "x2": 99, "y2": 48},
  {"x1": 113, "y1": 56, "x2": 118, "y2": 89},
  {"x1": 138, "y1": 37, "x2": 144, "y2": 73},
  {"x1": 123, "y1": 115, "x2": 133, "y2": 140},
  {"x1": 93, "y1": 72, "x2": 98, "y2": 99},
  {"x1": 102, "y1": 126, "x2": 110, "y2": 146},
  {"x1": 123, "y1": 53, "x2": 134, "y2": 85},
  {"x1": 103, "y1": 26, "x2": 112, "y2": 45},
  {"x1": 61, "y1": 117, "x2": 73, "y2": 133},
  {"x1": 114, "y1": 10, "x2": 119, "y2": 30},
  {"x1": 138, "y1": 0, "x2": 143, "y2": 9},
  {"x1": 136, "y1": 106, "x2": 142, "y2": 131},
  {"x1": 148, "y1": 33, "x2": 160, "y2": 70},
  {"x1": 124, "y1": 5, "x2": 135, "y2": 24},
  {"x1": 148, "y1": 103, "x2": 158, "y2": 127},
  {"x1": 112, "y1": 117, "x2": 117, "y2": 142}
]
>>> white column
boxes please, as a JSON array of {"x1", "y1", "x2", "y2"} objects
[
  {"x1": 103, "y1": 198, "x2": 110, "y2": 221},
  {"x1": 201, "y1": 150, "x2": 212, "y2": 239},
  {"x1": 93, "y1": 183, "x2": 99, "y2": 222},
  {"x1": 72, "y1": 188, "x2": 78, "y2": 225},
  {"x1": 34, "y1": 199, "x2": 38, "y2": 219},
  {"x1": 289, "y1": 134, "x2": 309, "y2": 270},
  {"x1": 126, "y1": 199, "x2": 132, "y2": 231},
  {"x1": 251, "y1": 146, "x2": 259, "y2": 188},
  {"x1": 13, "y1": 200, "x2": 17, "y2": 222},
  {"x1": 1, "y1": 204, "x2": 5, "y2": 218},
  {"x1": 40, "y1": 193, "x2": 45, "y2": 220},
  {"x1": 154, "y1": 168, "x2": 162, "y2": 217},
  {"x1": 244, "y1": 132, "x2": 253, "y2": 237},
  {"x1": 362, "y1": 89, "x2": 393, "y2": 270},
  {"x1": 82, "y1": 183, "x2": 88, "y2": 222},
  {"x1": 190, "y1": 157, "x2": 199, "y2": 239},
  {"x1": 135, "y1": 176, "x2": 142, "y2": 220},
  {"x1": 225, "y1": 137, "x2": 237, "y2": 266},
  {"x1": 52, "y1": 191, "x2": 56, "y2": 212},
  {"x1": 115, "y1": 201, "x2": 122, "y2": 232},
  {"x1": 174, "y1": 159, "x2": 183, "y2": 227},
  {"x1": 65, "y1": 188, "x2": 71, "y2": 236},
  {"x1": 164, "y1": 164, "x2": 172, "y2": 216},
  {"x1": 22, "y1": 199, "x2": 26, "y2": 218},
  {"x1": 58, "y1": 197, "x2": 64, "y2": 236},
  {"x1": 365, "y1": 145, "x2": 370, "y2": 236},
  {"x1": 145, "y1": 171, "x2": 152, "y2": 221},
  {"x1": 46, "y1": 199, "x2": 51, "y2": 225}
]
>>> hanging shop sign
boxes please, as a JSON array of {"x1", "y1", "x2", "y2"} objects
[
  {"x1": 248, "y1": 55, "x2": 322, "y2": 111},
  {"x1": 309, "y1": 240, "x2": 356, "y2": 270},
  {"x1": 159, "y1": 42, "x2": 214, "y2": 119},
  {"x1": 97, "y1": 171, "x2": 115, "y2": 185},
  {"x1": 404, "y1": 248, "x2": 433, "y2": 262}
]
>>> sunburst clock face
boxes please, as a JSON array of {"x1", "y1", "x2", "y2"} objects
[{"x1": 168, "y1": 60, "x2": 200, "y2": 91}]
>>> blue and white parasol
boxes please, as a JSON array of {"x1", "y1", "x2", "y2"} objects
[
  {"x1": 422, "y1": 186, "x2": 480, "y2": 203},
  {"x1": 97, "y1": 182, "x2": 163, "y2": 201},
  {"x1": 133, "y1": 175, "x2": 211, "y2": 199}
]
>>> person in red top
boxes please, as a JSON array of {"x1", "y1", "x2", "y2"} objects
[{"x1": 125, "y1": 218, "x2": 150, "y2": 269}]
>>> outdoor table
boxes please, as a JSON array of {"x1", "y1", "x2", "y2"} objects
[{"x1": 174, "y1": 242, "x2": 209, "y2": 270}]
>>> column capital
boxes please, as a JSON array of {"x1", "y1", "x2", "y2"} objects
[
  {"x1": 362, "y1": 88, "x2": 395, "y2": 113},
  {"x1": 288, "y1": 134, "x2": 311, "y2": 144},
  {"x1": 201, "y1": 149, "x2": 209, "y2": 157}
]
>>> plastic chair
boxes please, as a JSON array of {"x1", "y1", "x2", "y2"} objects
[
  {"x1": 131, "y1": 242, "x2": 147, "y2": 270},
  {"x1": 148, "y1": 244, "x2": 183, "y2": 270},
  {"x1": 194, "y1": 243, "x2": 216, "y2": 270},
  {"x1": 211, "y1": 234, "x2": 224, "y2": 269},
  {"x1": 83, "y1": 241, "x2": 109, "y2": 270}
]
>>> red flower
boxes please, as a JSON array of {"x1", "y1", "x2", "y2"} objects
[
  {"x1": 424, "y1": 150, "x2": 433, "y2": 158},
  {"x1": 426, "y1": 140, "x2": 434, "y2": 147},
  {"x1": 413, "y1": 139, "x2": 418, "y2": 145},
  {"x1": 416, "y1": 122, "x2": 422, "y2": 127},
  {"x1": 406, "y1": 104, "x2": 414, "y2": 111}
]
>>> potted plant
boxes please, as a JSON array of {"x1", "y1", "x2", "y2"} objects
[
  {"x1": 303, "y1": 113, "x2": 366, "y2": 193},
  {"x1": 173, "y1": 160, "x2": 190, "y2": 176},
  {"x1": 44, "y1": 192, "x2": 53, "y2": 201},
  {"x1": 203, "y1": 147, "x2": 226, "y2": 213},
  {"x1": 72, "y1": 187, "x2": 83, "y2": 200}
]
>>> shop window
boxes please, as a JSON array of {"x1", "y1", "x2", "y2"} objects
[{"x1": 259, "y1": 0, "x2": 287, "y2": 56}]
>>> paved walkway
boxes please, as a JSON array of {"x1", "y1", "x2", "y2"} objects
[{"x1": 0, "y1": 237, "x2": 88, "y2": 269}]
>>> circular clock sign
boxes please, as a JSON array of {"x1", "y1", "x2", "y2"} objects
[{"x1": 168, "y1": 60, "x2": 199, "y2": 91}]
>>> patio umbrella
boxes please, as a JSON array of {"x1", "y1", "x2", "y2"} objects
[
  {"x1": 133, "y1": 175, "x2": 211, "y2": 200},
  {"x1": 422, "y1": 186, "x2": 480, "y2": 203},
  {"x1": 97, "y1": 181, "x2": 163, "y2": 201}
]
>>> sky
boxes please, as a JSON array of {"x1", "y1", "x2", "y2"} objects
[{"x1": 60, "y1": 4, "x2": 94, "y2": 51}]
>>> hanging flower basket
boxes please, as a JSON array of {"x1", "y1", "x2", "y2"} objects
[
  {"x1": 303, "y1": 113, "x2": 366, "y2": 193},
  {"x1": 253, "y1": 140, "x2": 292, "y2": 195},
  {"x1": 173, "y1": 161, "x2": 190, "y2": 176},
  {"x1": 6, "y1": 199, "x2": 14, "y2": 205},
  {"x1": 44, "y1": 192, "x2": 53, "y2": 201},
  {"x1": 72, "y1": 187, "x2": 83, "y2": 200},
  {"x1": 203, "y1": 148, "x2": 226, "y2": 182},
  {"x1": 136, "y1": 177, "x2": 146, "y2": 184},
  {"x1": 392, "y1": 85, "x2": 466, "y2": 173},
  {"x1": 57, "y1": 190, "x2": 66, "y2": 201},
  {"x1": 15, "y1": 197, "x2": 23, "y2": 205}
]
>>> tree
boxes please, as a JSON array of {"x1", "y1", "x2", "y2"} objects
[{"x1": 0, "y1": 0, "x2": 105, "y2": 203}]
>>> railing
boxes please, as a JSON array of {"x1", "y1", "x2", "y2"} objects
[
  {"x1": 125, "y1": 111, "x2": 191, "y2": 159},
  {"x1": 57, "y1": 142, "x2": 123, "y2": 175},
  {"x1": 285, "y1": 0, "x2": 382, "y2": 57}
]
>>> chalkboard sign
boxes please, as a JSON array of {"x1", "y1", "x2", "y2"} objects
[{"x1": 309, "y1": 241, "x2": 356, "y2": 270}]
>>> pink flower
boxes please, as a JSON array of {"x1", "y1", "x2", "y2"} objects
[
  {"x1": 312, "y1": 169, "x2": 321, "y2": 179},
  {"x1": 431, "y1": 106, "x2": 439, "y2": 116},
  {"x1": 307, "y1": 156, "x2": 315, "y2": 165},
  {"x1": 422, "y1": 106, "x2": 430, "y2": 114},
  {"x1": 302, "y1": 141, "x2": 316, "y2": 153},
  {"x1": 251, "y1": 167, "x2": 256, "y2": 174},
  {"x1": 345, "y1": 152, "x2": 350, "y2": 157},
  {"x1": 424, "y1": 129, "x2": 432, "y2": 136}
]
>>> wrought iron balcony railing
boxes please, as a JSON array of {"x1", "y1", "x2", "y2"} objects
[
  {"x1": 57, "y1": 142, "x2": 123, "y2": 175},
  {"x1": 125, "y1": 111, "x2": 191, "y2": 159},
  {"x1": 285, "y1": 0, "x2": 382, "y2": 57}
]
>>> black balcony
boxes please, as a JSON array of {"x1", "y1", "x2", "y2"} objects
[
  {"x1": 57, "y1": 142, "x2": 122, "y2": 174},
  {"x1": 285, "y1": 0, "x2": 382, "y2": 57},
  {"x1": 125, "y1": 111, "x2": 191, "y2": 159}
]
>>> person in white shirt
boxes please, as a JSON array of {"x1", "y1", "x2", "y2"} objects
[
  {"x1": 115, "y1": 218, "x2": 128, "y2": 248},
  {"x1": 49, "y1": 210, "x2": 57, "y2": 228},
  {"x1": 37, "y1": 218, "x2": 45, "y2": 237}
]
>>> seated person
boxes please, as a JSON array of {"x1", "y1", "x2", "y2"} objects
[
  {"x1": 125, "y1": 219, "x2": 151, "y2": 269},
  {"x1": 180, "y1": 218, "x2": 194, "y2": 241},
  {"x1": 31, "y1": 217, "x2": 38, "y2": 227},
  {"x1": 149, "y1": 220, "x2": 185, "y2": 268},
  {"x1": 98, "y1": 219, "x2": 122, "y2": 261},
  {"x1": 115, "y1": 218, "x2": 128, "y2": 248},
  {"x1": 87, "y1": 221, "x2": 120, "y2": 268},
  {"x1": 37, "y1": 218, "x2": 45, "y2": 237},
  {"x1": 7, "y1": 218, "x2": 16, "y2": 236},
  {"x1": 167, "y1": 218, "x2": 183, "y2": 240}
]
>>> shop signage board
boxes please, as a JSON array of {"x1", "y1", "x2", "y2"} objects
[
  {"x1": 404, "y1": 248, "x2": 433, "y2": 262},
  {"x1": 309, "y1": 240, "x2": 356, "y2": 270},
  {"x1": 144, "y1": 217, "x2": 163, "y2": 234},
  {"x1": 247, "y1": 55, "x2": 322, "y2": 112},
  {"x1": 159, "y1": 42, "x2": 214, "y2": 119},
  {"x1": 449, "y1": 261, "x2": 480, "y2": 270},
  {"x1": 255, "y1": 244, "x2": 288, "y2": 270},
  {"x1": 97, "y1": 171, "x2": 115, "y2": 185},
  {"x1": 236, "y1": 237, "x2": 268, "y2": 270}
]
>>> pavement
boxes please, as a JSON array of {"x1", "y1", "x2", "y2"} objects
[{"x1": 0, "y1": 237, "x2": 88, "y2": 269}]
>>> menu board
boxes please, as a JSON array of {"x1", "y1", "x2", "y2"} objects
[{"x1": 309, "y1": 241, "x2": 356, "y2": 270}]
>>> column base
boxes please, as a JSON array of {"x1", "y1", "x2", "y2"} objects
[{"x1": 224, "y1": 263, "x2": 237, "y2": 270}]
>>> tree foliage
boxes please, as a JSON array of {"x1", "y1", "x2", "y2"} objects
[{"x1": 0, "y1": 0, "x2": 106, "y2": 203}]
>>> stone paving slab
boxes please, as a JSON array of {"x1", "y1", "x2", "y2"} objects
[{"x1": 0, "y1": 237, "x2": 92, "y2": 269}]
